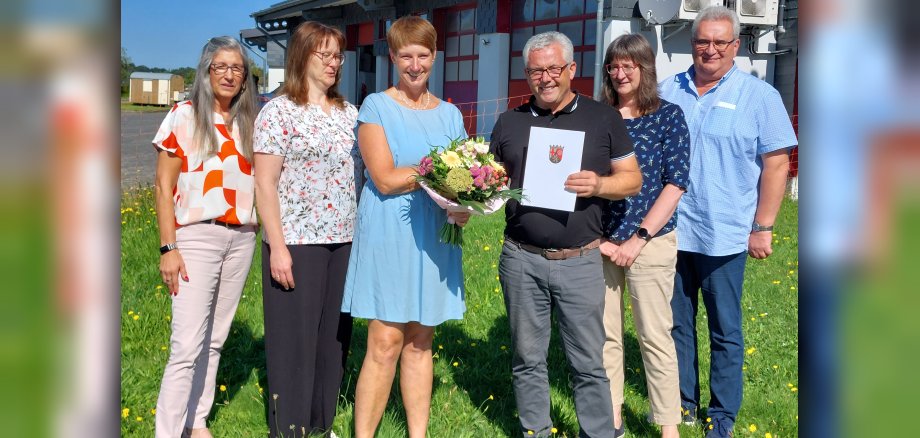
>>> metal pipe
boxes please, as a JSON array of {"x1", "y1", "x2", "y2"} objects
[
  {"x1": 593, "y1": 0, "x2": 604, "y2": 100},
  {"x1": 776, "y1": 0, "x2": 787, "y2": 34},
  {"x1": 661, "y1": 22, "x2": 689, "y2": 42}
]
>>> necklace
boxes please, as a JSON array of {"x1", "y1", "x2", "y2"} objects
[{"x1": 397, "y1": 85, "x2": 430, "y2": 110}]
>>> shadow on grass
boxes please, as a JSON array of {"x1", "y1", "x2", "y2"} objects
[{"x1": 210, "y1": 321, "x2": 266, "y2": 422}]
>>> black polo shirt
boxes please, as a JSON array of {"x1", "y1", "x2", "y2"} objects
[{"x1": 490, "y1": 92, "x2": 635, "y2": 249}]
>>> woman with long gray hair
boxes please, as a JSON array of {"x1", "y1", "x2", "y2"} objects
[{"x1": 152, "y1": 36, "x2": 259, "y2": 438}]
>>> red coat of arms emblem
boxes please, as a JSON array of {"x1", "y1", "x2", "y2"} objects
[{"x1": 549, "y1": 145, "x2": 564, "y2": 163}]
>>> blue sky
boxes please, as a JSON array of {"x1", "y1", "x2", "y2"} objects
[{"x1": 121, "y1": 1, "x2": 268, "y2": 69}]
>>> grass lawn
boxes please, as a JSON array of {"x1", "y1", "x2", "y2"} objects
[
  {"x1": 121, "y1": 188, "x2": 798, "y2": 437},
  {"x1": 121, "y1": 101, "x2": 171, "y2": 113}
]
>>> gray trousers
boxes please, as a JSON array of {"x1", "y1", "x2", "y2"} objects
[{"x1": 499, "y1": 240, "x2": 615, "y2": 438}]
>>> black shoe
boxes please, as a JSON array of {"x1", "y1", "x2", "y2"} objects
[
  {"x1": 614, "y1": 422, "x2": 626, "y2": 438},
  {"x1": 704, "y1": 419, "x2": 734, "y2": 438}
]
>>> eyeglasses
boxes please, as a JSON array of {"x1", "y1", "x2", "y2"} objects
[
  {"x1": 524, "y1": 63, "x2": 571, "y2": 80},
  {"x1": 210, "y1": 64, "x2": 245, "y2": 77},
  {"x1": 691, "y1": 39, "x2": 737, "y2": 51},
  {"x1": 313, "y1": 51, "x2": 346, "y2": 65},
  {"x1": 605, "y1": 64, "x2": 637, "y2": 75}
]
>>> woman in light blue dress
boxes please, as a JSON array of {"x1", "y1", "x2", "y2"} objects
[{"x1": 340, "y1": 16, "x2": 470, "y2": 438}]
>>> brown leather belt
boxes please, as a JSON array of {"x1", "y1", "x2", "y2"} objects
[
  {"x1": 200, "y1": 219, "x2": 248, "y2": 229},
  {"x1": 505, "y1": 237, "x2": 601, "y2": 260}
]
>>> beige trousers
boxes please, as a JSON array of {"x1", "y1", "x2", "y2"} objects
[
  {"x1": 602, "y1": 231, "x2": 681, "y2": 426},
  {"x1": 155, "y1": 223, "x2": 256, "y2": 438}
]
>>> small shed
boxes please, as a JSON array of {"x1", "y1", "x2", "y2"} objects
[{"x1": 129, "y1": 72, "x2": 185, "y2": 105}]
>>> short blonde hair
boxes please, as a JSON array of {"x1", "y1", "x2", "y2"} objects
[{"x1": 387, "y1": 16, "x2": 436, "y2": 54}]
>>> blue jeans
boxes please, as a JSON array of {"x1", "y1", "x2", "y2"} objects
[
  {"x1": 670, "y1": 250, "x2": 746, "y2": 428},
  {"x1": 499, "y1": 241, "x2": 614, "y2": 438}
]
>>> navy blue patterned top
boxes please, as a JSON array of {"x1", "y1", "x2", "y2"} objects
[{"x1": 604, "y1": 99, "x2": 690, "y2": 241}]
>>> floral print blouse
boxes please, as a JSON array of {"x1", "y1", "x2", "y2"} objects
[
  {"x1": 152, "y1": 101, "x2": 257, "y2": 226},
  {"x1": 604, "y1": 100, "x2": 690, "y2": 241},
  {"x1": 254, "y1": 95, "x2": 359, "y2": 244}
]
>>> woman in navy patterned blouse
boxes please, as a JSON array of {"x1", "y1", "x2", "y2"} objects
[{"x1": 599, "y1": 33, "x2": 691, "y2": 438}]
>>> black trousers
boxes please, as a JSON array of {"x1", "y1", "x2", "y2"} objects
[{"x1": 262, "y1": 242, "x2": 353, "y2": 437}]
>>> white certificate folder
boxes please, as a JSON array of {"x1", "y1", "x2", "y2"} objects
[{"x1": 520, "y1": 126, "x2": 585, "y2": 212}]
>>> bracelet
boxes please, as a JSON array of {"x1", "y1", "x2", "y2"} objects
[{"x1": 751, "y1": 221, "x2": 773, "y2": 232}]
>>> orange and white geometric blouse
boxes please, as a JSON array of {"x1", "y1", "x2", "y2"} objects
[{"x1": 152, "y1": 101, "x2": 257, "y2": 226}]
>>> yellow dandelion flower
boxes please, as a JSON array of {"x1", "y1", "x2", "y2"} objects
[
  {"x1": 766, "y1": 433, "x2": 773, "y2": 438},
  {"x1": 136, "y1": 416, "x2": 143, "y2": 422},
  {"x1": 220, "y1": 385, "x2": 227, "y2": 392},
  {"x1": 787, "y1": 383, "x2": 793, "y2": 387},
  {"x1": 122, "y1": 408, "x2": 130, "y2": 418},
  {"x1": 551, "y1": 427, "x2": 558, "y2": 434},
  {"x1": 489, "y1": 394, "x2": 494, "y2": 400},
  {"x1": 438, "y1": 344, "x2": 443, "y2": 350},
  {"x1": 788, "y1": 270, "x2": 794, "y2": 274},
  {"x1": 259, "y1": 387, "x2": 264, "y2": 394},
  {"x1": 708, "y1": 424, "x2": 713, "y2": 430},
  {"x1": 161, "y1": 346, "x2": 167, "y2": 351},
  {"x1": 492, "y1": 263, "x2": 497, "y2": 268},
  {"x1": 121, "y1": 221, "x2": 126, "y2": 225},
  {"x1": 527, "y1": 431, "x2": 534, "y2": 436},
  {"x1": 790, "y1": 286, "x2": 796, "y2": 290},
  {"x1": 133, "y1": 315, "x2": 139, "y2": 321},
  {"x1": 773, "y1": 365, "x2": 778, "y2": 369},
  {"x1": 128, "y1": 310, "x2": 134, "y2": 315},
  {"x1": 494, "y1": 287, "x2": 500, "y2": 293},
  {"x1": 452, "y1": 362, "x2": 459, "y2": 367},
  {"x1": 759, "y1": 313, "x2": 768, "y2": 317},
  {"x1": 746, "y1": 347, "x2": 756, "y2": 355},
  {"x1": 751, "y1": 317, "x2": 756, "y2": 321},
  {"x1": 156, "y1": 285, "x2": 163, "y2": 290},
  {"x1": 706, "y1": 417, "x2": 712, "y2": 423},
  {"x1": 483, "y1": 246, "x2": 490, "y2": 251},
  {"x1": 768, "y1": 400, "x2": 774, "y2": 404},
  {"x1": 791, "y1": 387, "x2": 798, "y2": 392},
  {"x1": 151, "y1": 408, "x2": 156, "y2": 415},
  {"x1": 772, "y1": 280, "x2": 781, "y2": 284},
  {"x1": 749, "y1": 424, "x2": 757, "y2": 432}
]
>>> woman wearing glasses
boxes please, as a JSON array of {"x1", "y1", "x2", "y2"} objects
[
  {"x1": 340, "y1": 16, "x2": 469, "y2": 438},
  {"x1": 599, "y1": 33, "x2": 690, "y2": 438},
  {"x1": 153, "y1": 36, "x2": 258, "y2": 438},
  {"x1": 253, "y1": 21, "x2": 357, "y2": 437}
]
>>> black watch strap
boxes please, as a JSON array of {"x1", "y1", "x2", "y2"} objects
[{"x1": 160, "y1": 242, "x2": 178, "y2": 255}]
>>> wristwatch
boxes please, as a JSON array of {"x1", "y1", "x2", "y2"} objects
[
  {"x1": 635, "y1": 227, "x2": 652, "y2": 242},
  {"x1": 159, "y1": 242, "x2": 178, "y2": 255},
  {"x1": 751, "y1": 221, "x2": 773, "y2": 232}
]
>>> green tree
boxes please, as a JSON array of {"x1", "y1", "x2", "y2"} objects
[
  {"x1": 121, "y1": 47, "x2": 134, "y2": 96},
  {"x1": 248, "y1": 60, "x2": 265, "y2": 93},
  {"x1": 170, "y1": 67, "x2": 195, "y2": 89}
]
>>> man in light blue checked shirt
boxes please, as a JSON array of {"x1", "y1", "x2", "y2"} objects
[{"x1": 658, "y1": 6, "x2": 797, "y2": 438}]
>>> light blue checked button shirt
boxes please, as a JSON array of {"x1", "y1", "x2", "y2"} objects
[{"x1": 659, "y1": 64, "x2": 798, "y2": 256}]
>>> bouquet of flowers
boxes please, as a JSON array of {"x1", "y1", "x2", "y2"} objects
[{"x1": 416, "y1": 136, "x2": 523, "y2": 246}]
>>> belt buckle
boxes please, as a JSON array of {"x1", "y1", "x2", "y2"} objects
[{"x1": 541, "y1": 248, "x2": 560, "y2": 259}]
